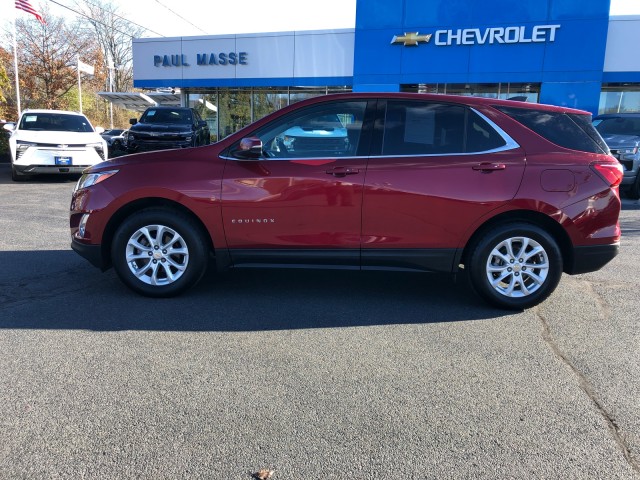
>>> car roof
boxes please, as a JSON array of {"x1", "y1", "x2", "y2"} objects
[
  {"x1": 21, "y1": 109, "x2": 86, "y2": 117},
  {"x1": 284, "y1": 92, "x2": 591, "y2": 115},
  {"x1": 143, "y1": 106, "x2": 191, "y2": 110}
]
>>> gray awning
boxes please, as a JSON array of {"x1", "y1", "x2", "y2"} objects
[{"x1": 97, "y1": 92, "x2": 181, "y2": 112}]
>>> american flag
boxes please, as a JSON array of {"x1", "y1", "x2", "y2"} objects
[{"x1": 15, "y1": 0, "x2": 45, "y2": 24}]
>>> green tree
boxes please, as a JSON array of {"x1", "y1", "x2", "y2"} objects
[{"x1": 0, "y1": 49, "x2": 15, "y2": 120}]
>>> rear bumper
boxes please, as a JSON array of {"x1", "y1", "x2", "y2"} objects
[
  {"x1": 71, "y1": 238, "x2": 107, "y2": 270},
  {"x1": 566, "y1": 243, "x2": 619, "y2": 275}
]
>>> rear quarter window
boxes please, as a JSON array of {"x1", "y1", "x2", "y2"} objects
[{"x1": 496, "y1": 106, "x2": 607, "y2": 154}]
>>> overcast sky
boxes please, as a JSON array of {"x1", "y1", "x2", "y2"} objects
[{"x1": 10, "y1": 0, "x2": 640, "y2": 38}]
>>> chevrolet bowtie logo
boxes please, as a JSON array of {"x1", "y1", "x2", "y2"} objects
[{"x1": 391, "y1": 32, "x2": 432, "y2": 46}]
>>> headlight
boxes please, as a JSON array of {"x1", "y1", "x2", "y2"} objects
[
  {"x1": 86, "y1": 142, "x2": 104, "y2": 149},
  {"x1": 619, "y1": 147, "x2": 639, "y2": 155},
  {"x1": 16, "y1": 140, "x2": 38, "y2": 150},
  {"x1": 75, "y1": 170, "x2": 118, "y2": 191}
]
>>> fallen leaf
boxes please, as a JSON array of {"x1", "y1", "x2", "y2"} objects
[{"x1": 252, "y1": 468, "x2": 275, "y2": 480}]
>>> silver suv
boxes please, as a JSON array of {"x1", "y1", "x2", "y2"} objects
[{"x1": 593, "y1": 113, "x2": 640, "y2": 199}]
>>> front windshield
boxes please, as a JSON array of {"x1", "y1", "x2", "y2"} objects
[
  {"x1": 594, "y1": 117, "x2": 640, "y2": 136},
  {"x1": 139, "y1": 109, "x2": 192, "y2": 124},
  {"x1": 19, "y1": 113, "x2": 94, "y2": 132}
]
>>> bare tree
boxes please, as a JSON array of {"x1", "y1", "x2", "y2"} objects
[
  {"x1": 76, "y1": 0, "x2": 146, "y2": 92},
  {"x1": 14, "y1": 7, "x2": 96, "y2": 110}
]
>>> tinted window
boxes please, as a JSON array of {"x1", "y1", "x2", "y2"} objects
[
  {"x1": 381, "y1": 102, "x2": 505, "y2": 155},
  {"x1": 254, "y1": 101, "x2": 368, "y2": 158},
  {"x1": 594, "y1": 116, "x2": 640, "y2": 136},
  {"x1": 382, "y1": 101, "x2": 466, "y2": 155},
  {"x1": 465, "y1": 110, "x2": 507, "y2": 153},
  {"x1": 496, "y1": 106, "x2": 607, "y2": 154},
  {"x1": 19, "y1": 113, "x2": 94, "y2": 133}
]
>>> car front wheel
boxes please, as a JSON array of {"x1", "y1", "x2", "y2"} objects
[
  {"x1": 111, "y1": 208, "x2": 208, "y2": 297},
  {"x1": 467, "y1": 223, "x2": 563, "y2": 310}
]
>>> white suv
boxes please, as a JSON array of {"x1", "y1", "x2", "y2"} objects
[{"x1": 3, "y1": 109, "x2": 108, "y2": 181}]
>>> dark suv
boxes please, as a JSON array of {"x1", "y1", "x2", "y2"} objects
[
  {"x1": 70, "y1": 93, "x2": 623, "y2": 309},
  {"x1": 593, "y1": 113, "x2": 640, "y2": 199},
  {"x1": 126, "y1": 106, "x2": 210, "y2": 153}
]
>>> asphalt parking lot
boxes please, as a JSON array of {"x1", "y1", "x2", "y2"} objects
[{"x1": 0, "y1": 163, "x2": 639, "y2": 479}]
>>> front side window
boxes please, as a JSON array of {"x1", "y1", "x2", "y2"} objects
[
  {"x1": 382, "y1": 101, "x2": 506, "y2": 156},
  {"x1": 255, "y1": 101, "x2": 368, "y2": 159}
]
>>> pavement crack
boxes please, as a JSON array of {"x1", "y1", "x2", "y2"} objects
[{"x1": 535, "y1": 307, "x2": 640, "y2": 474}]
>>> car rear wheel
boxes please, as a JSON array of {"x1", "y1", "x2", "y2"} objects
[
  {"x1": 111, "y1": 208, "x2": 208, "y2": 297},
  {"x1": 467, "y1": 223, "x2": 563, "y2": 310}
]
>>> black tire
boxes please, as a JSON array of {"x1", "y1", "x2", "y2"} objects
[
  {"x1": 467, "y1": 223, "x2": 563, "y2": 310},
  {"x1": 627, "y1": 174, "x2": 640, "y2": 200},
  {"x1": 11, "y1": 165, "x2": 28, "y2": 182},
  {"x1": 111, "y1": 208, "x2": 209, "y2": 297}
]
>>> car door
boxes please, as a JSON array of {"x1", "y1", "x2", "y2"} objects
[
  {"x1": 361, "y1": 99, "x2": 526, "y2": 272},
  {"x1": 221, "y1": 99, "x2": 375, "y2": 267}
]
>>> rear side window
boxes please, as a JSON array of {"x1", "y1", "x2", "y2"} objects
[
  {"x1": 382, "y1": 101, "x2": 506, "y2": 156},
  {"x1": 496, "y1": 106, "x2": 607, "y2": 154}
]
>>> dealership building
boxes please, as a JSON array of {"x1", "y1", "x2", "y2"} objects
[{"x1": 110, "y1": 0, "x2": 640, "y2": 140}]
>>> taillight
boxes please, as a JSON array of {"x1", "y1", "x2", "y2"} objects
[{"x1": 591, "y1": 161, "x2": 624, "y2": 187}]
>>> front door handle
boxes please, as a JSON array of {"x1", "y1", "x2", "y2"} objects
[
  {"x1": 472, "y1": 163, "x2": 506, "y2": 173},
  {"x1": 326, "y1": 167, "x2": 360, "y2": 177}
]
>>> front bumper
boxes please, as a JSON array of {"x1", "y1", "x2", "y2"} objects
[
  {"x1": 566, "y1": 243, "x2": 619, "y2": 275},
  {"x1": 71, "y1": 237, "x2": 107, "y2": 270},
  {"x1": 15, "y1": 164, "x2": 91, "y2": 175}
]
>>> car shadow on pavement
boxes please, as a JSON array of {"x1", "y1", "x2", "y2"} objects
[{"x1": 0, "y1": 250, "x2": 513, "y2": 332}]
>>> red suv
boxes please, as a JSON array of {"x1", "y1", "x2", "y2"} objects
[{"x1": 70, "y1": 93, "x2": 623, "y2": 309}]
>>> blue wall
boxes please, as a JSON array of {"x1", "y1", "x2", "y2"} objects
[{"x1": 353, "y1": 0, "x2": 611, "y2": 113}]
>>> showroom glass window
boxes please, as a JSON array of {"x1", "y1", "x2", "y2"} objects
[
  {"x1": 381, "y1": 101, "x2": 506, "y2": 156},
  {"x1": 254, "y1": 101, "x2": 368, "y2": 159}
]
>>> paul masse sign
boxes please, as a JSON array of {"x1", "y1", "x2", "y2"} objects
[{"x1": 153, "y1": 52, "x2": 249, "y2": 67}]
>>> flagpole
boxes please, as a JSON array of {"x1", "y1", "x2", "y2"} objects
[
  {"x1": 77, "y1": 54, "x2": 83, "y2": 114},
  {"x1": 12, "y1": 2, "x2": 22, "y2": 117}
]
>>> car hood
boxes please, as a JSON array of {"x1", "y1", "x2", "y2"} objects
[
  {"x1": 13, "y1": 130, "x2": 104, "y2": 145},
  {"x1": 600, "y1": 133, "x2": 640, "y2": 147},
  {"x1": 130, "y1": 122, "x2": 192, "y2": 133}
]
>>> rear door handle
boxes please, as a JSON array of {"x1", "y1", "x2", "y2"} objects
[
  {"x1": 473, "y1": 163, "x2": 506, "y2": 172},
  {"x1": 326, "y1": 167, "x2": 360, "y2": 177}
]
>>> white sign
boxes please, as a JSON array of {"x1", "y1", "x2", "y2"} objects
[
  {"x1": 77, "y1": 59, "x2": 95, "y2": 75},
  {"x1": 434, "y1": 25, "x2": 560, "y2": 46}
]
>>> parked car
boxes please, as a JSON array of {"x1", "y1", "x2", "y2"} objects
[
  {"x1": 4, "y1": 109, "x2": 107, "y2": 181},
  {"x1": 126, "y1": 106, "x2": 210, "y2": 153},
  {"x1": 593, "y1": 113, "x2": 640, "y2": 199},
  {"x1": 101, "y1": 128, "x2": 127, "y2": 152},
  {"x1": 70, "y1": 93, "x2": 622, "y2": 309}
]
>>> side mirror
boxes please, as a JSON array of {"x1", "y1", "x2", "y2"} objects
[
  {"x1": 198, "y1": 120, "x2": 207, "y2": 127},
  {"x1": 3, "y1": 123, "x2": 15, "y2": 131},
  {"x1": 233, "y1": 137, "x2": 263, "y2": 160},
  {"x1": 95, "y1": 126, "x2": 105, "y2": 134},
  {"x1": 129, "y1": 118, "x2": 138, "y2": 125}
]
